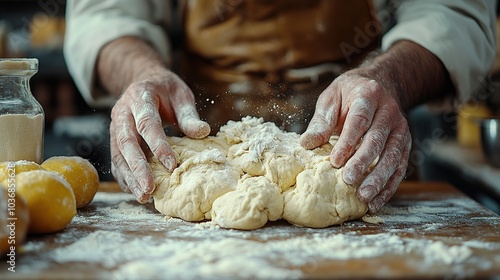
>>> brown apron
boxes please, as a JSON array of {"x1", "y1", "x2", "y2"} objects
[{"x1": 180, "y1": 0, "x2": 380, "y2": 133}]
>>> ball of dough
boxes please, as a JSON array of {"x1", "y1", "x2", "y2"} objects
[
  {"x1": 0, "y1": 160, "x2": 42, "y2": 182},
  {"x1": 283, "y1": 161, "x2": 368, "y2": 228},
  {"x1": 211, "y1": 176, "x2": 284, "y2": 230},
  {"x1": 229, "y1": 144, "x2": 303, "y2": 192},
  {"x1": 0, "y1": 184, "x2": 29, "y2": 254},
  {"x1": 152, "y1": 148, "x2": 240, "y2": 221},
  {"x1": 15, "y1": 170, "x2": 76, "y2": 234},
  {"x1": 41, "y1": 156, "x2": 99, "y2": 208}
]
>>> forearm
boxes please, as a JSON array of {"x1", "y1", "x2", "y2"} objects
[
  {"x1": 96, "y1": 36, "x2": 169, "y2": 97},
  {"x1": 360, "y1": 40, "x2": 453, "y2": 111}
]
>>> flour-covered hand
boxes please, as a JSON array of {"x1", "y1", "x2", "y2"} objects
[
  {"x1": 300, "y1": 71, "x2": 411, "y2": 213},
  {"x1": 96, "y1": 37, "x2": 211, "y2": 203},
  {"x1": 110, "y1": 71, "x2": 210, "y2": 203},
  {"x1": 300, "y1": 40, "x2": 453, "y2": 212}
]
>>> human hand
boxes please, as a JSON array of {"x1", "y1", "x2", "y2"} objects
[
  {"x1": 299, "y1": 70, "x2": 411, "y2": 213},
  {"x1": 110, "y1": 70, "x2": 211, "y2": 203}
]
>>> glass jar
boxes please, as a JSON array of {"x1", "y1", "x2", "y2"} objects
[{"x1": 0, "y1": 58, "x2": 44, "y2": 163}]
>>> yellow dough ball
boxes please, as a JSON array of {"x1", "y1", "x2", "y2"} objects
[
  {"x1": 0, "y1": 160, "x2": 42, "y2": 182},
  {"x1": 41, "y1": 156, "x2": 99, "y2": 208},
  {"x1": 0, "y1": 185, "x2": 30, "y2": 255},
  {"x1": 15, "y1": 170, "x2": 76, "y2": 234}
]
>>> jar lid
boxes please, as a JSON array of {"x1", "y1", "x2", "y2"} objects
[{"x1": 0, "y1": 58, "x2": 38, "y2": 75}]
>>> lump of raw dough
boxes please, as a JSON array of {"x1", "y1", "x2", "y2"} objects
[
  {"x1": 228, "y1": 143, "x2": 303, "y2": 192},
  {"x1": 212, "y1": 176, "x2": 283, "y2": 230},
  {"x1": 282, "y1": 160, "x2": 368, "y2": 228},
  {"x1": 152, "y1": 147, "x2": 241, "y2": 221},
  {"x1": 151, "y1": 116, "x2": 370, "y2": 229}
]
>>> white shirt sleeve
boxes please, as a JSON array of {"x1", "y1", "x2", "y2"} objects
[
  {"x1": 63, "y1": 0, "x2": 172, "y2": 108},
  {"x1": 381, "y1": 0, "x2": 496, "y2": 102}
]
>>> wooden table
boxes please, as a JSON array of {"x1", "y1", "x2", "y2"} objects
[{"x1": 1, "y1": 181, "x2": 499, "y2": 279}]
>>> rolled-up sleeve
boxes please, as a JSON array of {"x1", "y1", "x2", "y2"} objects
[
  {"x1": 381, "y1": 0, "x2": 496, "y2": 102},
  {"x1": 64, "y1": 0, "x2": 172, "y2": 108}
]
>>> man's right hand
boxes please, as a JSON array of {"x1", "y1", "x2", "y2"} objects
[
  {"x1": 97, "y1": 37, "x2": 210, "y2": 203},
  {"x1": 110, "y1": 70, "x2": 211, "y2": 203}
]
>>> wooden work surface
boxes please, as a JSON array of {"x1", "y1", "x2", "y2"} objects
[{"x1": 1, "y1": 181, "x2": 499, "y2": 279}]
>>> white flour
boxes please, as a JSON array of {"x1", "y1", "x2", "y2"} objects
[
  {"x1": 18, "y1": 193, "x2": 500, "y2": 280},
  {"x1": 0, "y1": 113, "x2": 44, "y2": 163}
]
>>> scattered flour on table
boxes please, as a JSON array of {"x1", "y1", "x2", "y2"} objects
[
  {"x1": 95, "y1": 201, "x2": 152, "y2": 218},
  {"x1": 377, "y1": 198, "x2": 478, "y2": 224},
  {"x1": 46, "y1": 227, "x2": 477, "y2": 280},
  {"x1": 22, "y1": 191, "x2": 497, "y2": 279},
  {"x1": 91, "y1": 192, "x2": 136, "y2": 204},
  {"x1": 46, "y1": 217, "x2": 479, "y2": 280}
]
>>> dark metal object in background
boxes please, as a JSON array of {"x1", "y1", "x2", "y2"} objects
[{"x1": 480, "y1": 117, "x2": 500, "y2": 168}]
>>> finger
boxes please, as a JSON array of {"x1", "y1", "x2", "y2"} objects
[
  {"x1": 111, "y1": 117, "x2": 151, "y2": 202},
  {"x1": 342, "y1": 107, "x2": 392, "y2": 184},
  {"x1": 299, "y1": 86, "x2": 340, "y2": 149},
  {"x1": 111, "y1": 154, "x2": 149, "y2": 202},
  {"x1": 110, "y1": 129, "x2": 129, "y2": 193},
  {"x1": 368, "y1": 139, "x2": 411, "y2": 213},
  {"x1": 300, "y1": 112, "x2": 334, "y2": 150},
  {"x1": 112, "y1": 106, "x2": 156, "y2": 197},
  {"x1": 131, "y1": 92, "x2": 176, "y2": 172},
  {"x1": 175, "y1": 103, "x2": 211, "y2": 139},
  {"x1": 165, "y1": 75, "x2": 211, "y2": 139},
  {"x1": 357, "y1": 127, "x2": 410, "y2": 203},
  {"x1": 331, "y1": 96, "x2": 377, "y2": 168}
]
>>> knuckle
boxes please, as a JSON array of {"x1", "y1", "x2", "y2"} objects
[
  {"x1": 128, "y1": 82, "x2": 157, "y2": 97},
  {"x1": 111, "y1": 153, "x2": 124, "y2": 167},
  {"x1": 128, "y1": 160, "x2": 147, "y2": 176},
  {"x1": 135, "y1": 115, "x2": 156, "y2": 134},
  {"x1": 365, "y1": 175, "x2": 385, "y2": 193},
  {"x1": 150, "y1": 138, "x2": 170, "y2": 155},
  {"x1": 370, "y1": 80, "x2": 385, "y2": 93},
  {"x1": 111, "y1": 104, "x2": 127, "y2": 120},
  {"x1": 396, "y1": 164, "x2": 408, "y2": 177},
  {"x1": 116, "y1": 130, "x2": 136, "y2": 150},
  {"x1": 380, "y1": 183, "x2": 397, "y2": 202},
  {"x1": 350, "y1": 114, "x2": 371, "y2": 131},
  {"x1": 391, "y1": 130, "x2": 408, "y2": 144},
  {"x1": 384, "y1": 147, "x2": 402, "y2": 169},
  {"x1": 399, "y1": 118, "x2": 410, "y2": 131},
  {"x1": 366, "y1": 130, "x2": 386, "y2": 153}
]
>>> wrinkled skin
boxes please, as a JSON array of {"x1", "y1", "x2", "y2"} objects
[{"x1": 300, "y1": 71, "x2": 411, "y2": 213}]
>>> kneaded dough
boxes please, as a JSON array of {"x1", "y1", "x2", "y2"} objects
[
  {"x1": 211, "y1": 176, "x2": 283, "y2": 230},
  {"x1": 151, "y1": 117, "x2": 370, "y2": 229}
]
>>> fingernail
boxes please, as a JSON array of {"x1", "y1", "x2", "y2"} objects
[
  {"x1": 343, "y1": 168, "x2": 360, "y2": 185},
  {"x1": 139, "y1": 193, "x2": 151, "y2": 204},
  {"x1": 161, "y1": 155, "x2": 175, "y2": 172},
  {"x1": 143, "y1": 184, "x2": 155, "y2": 195},
  {"x1": 130, "y1": 186, "x2": 151, "y2": 203},
  {"x1": 359, "y1": 187, "x2": 375, "y2": 201}
]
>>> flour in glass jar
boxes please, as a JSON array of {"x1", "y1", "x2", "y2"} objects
[{"x1": 0, "y1": 113, "x2": 44, "y2": 163}]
